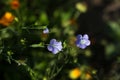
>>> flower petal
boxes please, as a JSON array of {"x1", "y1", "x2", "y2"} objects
[
  {"x1": 76, "y1": 40, "x2": 80, "y2": 45},
  {"x1": 52, "y1": 48, "x2": 59, "y2": 54},
  {"x1": 43, "y1": 28, "x2": 49, "y2": 34},
  {"x1": 79, "y1": 44, "x2": 86, "y2": 49},
  {"x1": 50, "y1": 39, "x2": 56, "y2": 45},
  {"x1": 47, "y1": 45, "x2": 53, "y2": 51},
  {"x1": 55, "y1": 41, "x2": 61, "y2": 45},
  {"x1": 55, "y1": 45, "x2": 62, "y2": 51},
  {"x1": 85, "y1": 40, "x2": 90, "y2": 46},
  {"x1": 77, "y1": 35, "x2": 82, "y2": 40},
  {"x1": 83, "y1": 34, "x2": 89, "y2": 39}
]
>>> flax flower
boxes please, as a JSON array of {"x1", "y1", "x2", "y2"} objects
[
  {"x1": 47, "y1": 39, "x2": 62, "y2": 54},
  {"x1": 76, "y1": 34, "x2": 90, "y2": 49}
]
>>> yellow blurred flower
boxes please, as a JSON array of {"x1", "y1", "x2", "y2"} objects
[
  {"x1": 0, "y1": 12, "x2": 15, "y2": 26},
  {"x1": 75, "y1": 2, "x2": 87, "y2": 13},
  {"x1": 10, "y1": 0, "x2": 20, "y2": 10},
  {"x1": 69, "y1": 68, "x2": 81, "y2": 79}
]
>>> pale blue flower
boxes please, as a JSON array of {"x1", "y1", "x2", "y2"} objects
[
  {"x1": 47, "y1": 39, "x2": 62, "y2": 54},
  {"x1": 43, "y1": 28, "x2": 49, "y2": 34},
  {"x1": 76, "y1": 34, "x2": 90, "y2": 49}
]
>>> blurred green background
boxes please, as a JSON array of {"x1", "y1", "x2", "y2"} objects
[{"x1": 0, "y1": 0, "x2": 120, "y2": 80}]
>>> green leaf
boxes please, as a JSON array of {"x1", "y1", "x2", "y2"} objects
[
  {"x1": 15, "y1": 59, "x2": 27, "y2": 66},
  {"x1": 63, "y1": 41, "x2": 67, "y2": 48},
  {"x1": 30, "y1": 42, "x2": 45, "y2": 48},
  {"x1": 7, "y1": 56, "x2": 11, "y2": 64}
]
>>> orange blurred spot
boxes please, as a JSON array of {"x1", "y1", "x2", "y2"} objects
[
  {"x1": 69, "y1": 68, "x2": 81, "y2": 79},
  {"x1": 85, "y1": 73, "x2": 92, "y2": 80},
  {"x1": 90, "y1": 38, "x2": 96, "y2": 45},
  {"x1": 68, "y1": 36, "x2": 76, "y2": 46},
  {"x1": 10, "y1": 0, "x2": 20, "y2": 10},
  {"x1": 40, "y1": 33, "x2": 48, "y2": 41},
  {"x1": 69, "y1": 19, "x2": 76, "y2": 25},
  {"x1": 0, "y1": 12, "x2": 15, "y2": 26}
]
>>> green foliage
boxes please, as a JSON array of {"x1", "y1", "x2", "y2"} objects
[{"x1": 0, "y1": 0, "x2": 120, "y2": 80}]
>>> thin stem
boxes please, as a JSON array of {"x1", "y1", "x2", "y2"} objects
[
  {"x1": 22, "y1": 27, "x2": 46, "y2": 30},
  {"x1": 49, "y1": 65, "x2": 64, "y2": 80}
]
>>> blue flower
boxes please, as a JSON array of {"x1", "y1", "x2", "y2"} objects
[
  {"x1": 43, "y1": 28, "x2": 49, "y2": 34},
  {"x1": 76, "y1": 34, "x2": 90, "y2": 49},
  {"x1": 47, "y1": 39, "x2": 63, "y2": 54}
]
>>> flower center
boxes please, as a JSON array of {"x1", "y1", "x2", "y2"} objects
[{"x1": 80, "y1": 40, "x2": 86, "y2": 44}]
